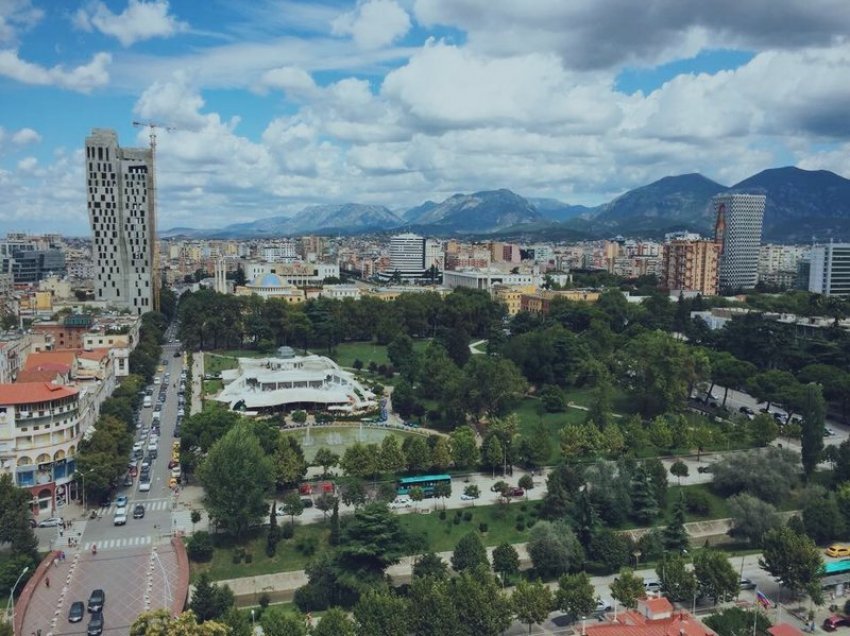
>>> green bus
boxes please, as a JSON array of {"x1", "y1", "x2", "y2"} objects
[{"x1": 396, "y1": 474, "x2": 451, "y2": 498}]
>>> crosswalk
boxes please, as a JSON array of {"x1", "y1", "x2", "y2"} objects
[
  {"x1": 102, "y1": 498, "x2": 172, "y2": 514},
  {"x1": 83, "y1": 535, "x2": 152, "y2": 552}
]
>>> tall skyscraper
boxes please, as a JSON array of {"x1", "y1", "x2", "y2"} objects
[
  {"x1": 808, "y1": 242, "x2": 850, "y2": 297},
  {"x1": 660, "y1": 238, "x2": 720, "y2": 295},
  {"x1": 385, "y1": 233, "x2": 426, "y2": 281},
  {"x1": 713, "y1": 193, "x2": 766, "y2": 291},
  {"x1": 85, "y1": 129, "x2": 155, "y2": 314}
]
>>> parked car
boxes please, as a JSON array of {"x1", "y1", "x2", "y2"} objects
[
  {"x1": 738, "y1": 406, "x2": 755, "y2": 415},
  {"x1": 460, "y1": 493, "x2": 478, "y2": 501},
  {"x1": 87, "y1": 611, "x2": 104, "y2": 635},
  {"x1": 87, "y1": 589, "x2": 105, "y2": 613},
  {"x1": 644, "y1": 580, "x2": 663, "y2": 593},
  {"x1": 506, "y1": 487, "x2": 525, "y2": 497},
  {"x1": 826, "y1": 544, "x2": 850, "y2": 558},
  {"x1": 595, "y1": 598, "x2": 613, "y2": 612},
  {"x1": 824, "y1": 428, "x2": 836, "y2": 437},
  {"x1": 823, "y1": 615, "x2": 850, "y2": 631},
  {"x1": 38, "y1": 516, "x2": 63, "y2": 528},
  {"x1": 739, "y1": 579, "x2": 757, "y2": 590},
  {"x1": 68, "y1": 601, "x2": 85, "y2": 623}
]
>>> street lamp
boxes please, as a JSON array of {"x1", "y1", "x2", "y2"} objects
[
  {"x1": 8, "y1": 565, "x2": 30, "y2": 630},
  {"x1": 250, "y1": 609, "x2": 255, "y2": 633}
]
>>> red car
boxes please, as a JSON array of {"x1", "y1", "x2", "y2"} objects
[
  {"x1": 823, "y1": 615, "x2": 850, "y2": 631},
  {"x1": 507, "y1": 487, "x2": 524, "y2": 497}
]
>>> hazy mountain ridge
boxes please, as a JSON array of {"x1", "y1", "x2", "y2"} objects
[{"x1": 161, "y1": 167, "x2": 850, "y2": 241}]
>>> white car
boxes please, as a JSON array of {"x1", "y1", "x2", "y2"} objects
[
  {"x1": 460, "y1": 493, "x2": 479, "y2": 501},
  {"x1": 596, "y1": 598, "x2": 613, "y2": 612},
  {"x1": 139, "y1": 481, "x2": 151, "y2": 492},
  {"x1": 644, "y1": 580, "x2": 663, "y2": 593},
  {"x1": 113, "y1": 506, "x2": 127, "y2": 526},
  {"x1": 390, "y1": 498, "x2": 412, "y2": 509}
]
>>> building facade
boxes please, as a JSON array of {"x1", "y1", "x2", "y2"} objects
[
  {"x1": 660, "y1": 239, "x2": 720, "y2": 295},
  {"x1": 0, "y1": 383, "x2": 81, "y2": 512},
  {"x1": 386, "y1": 233, "x2": 426, "y2": 279},
  {"x1": 85, "y1": 128, "x2": 155, "y2": 314},
  {"x1": 809, "y1": 242, "x2": 850, "y2": 296},
  {"x1": 713, "y1": 193, "x2": 766, "y2": 291}
]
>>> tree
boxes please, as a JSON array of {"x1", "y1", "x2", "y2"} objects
[
  {"x1": 337, "y1": 503, "x2": 413, "y2": 581},
  {"x1": 749, "y1": 413, "x2": 779, "y2": 447},
  {"x1": 555, "y1": 572, "x2": 596, "y2": 621},
  {"x1": 711, "y1": 353, "x2": 757, "y2": 407},
  {"x1": 462, "y1": 356, "x2": 528, "y2": 420},
  {"x1": 450, "y1": 427, "x2": 479, "y2": 469},
  {"x1": 413, "y1": 552, "x2": 448, "y2": 580},
  {"x1": 629, "y1": 463, "x2": 658, "y2": 524},
  {"x1": 463, "y1": 484, "x2": 480, "y2": 501},
  {"x1": 408, "y1": 575, "x2": 459, "y2": 636},
  {"x1": 338, "y1": 476, "x2": 368, "y2": 508},
  {"x1": 727, "y1": 494, "x2": 781, "y2": 546},
  {"x1": 430, "y1": 437, "x2": 452, "y2": 471},
  {"x1": 434, "y1": 480, "x2": 452, "y2": 509},
  {"x1": 518, "y1": 474, "x2": 534, "y2": 493},
  {"x1": 341, "y1": 442, "x2": 379, "y2": 479},
  {"x1": 798, "y1": 383, "x2": 825, "y2": 479},
  {"x1": 587, "y1": 528, "x2": 630, "y2": 574},
  {"x1": 190, "y1": 573, "x2": 235, "y2": 622},
  {"x1": 388, "y1": 334, "x2": 418, "y2": 380},
  {"x1": 760, "y1": 527, "x2": 824, "y2": 597},
  {"x1": 199, "y1": 424, "x2": 274, "y2": 539},
  {"x1": 669, "y1": 460, "x2": 689, "y2": 485},
  {"x1": 311, "y1": 607, "x2": 355, "y2": 636},
  {"x1": 379, "y1": 435, "x2": 406, "y2": 473},
  {"x1": 130, "y1": 610, "x2": 228, "y2": 635},
  {"x1": 656, "y1": 553, "x2": 697, "y2": 602},
  {"x1": 482, "y1": 435, "x2": 504, "y2": 476},
  {"x1": 802, "y1": 491, "x2": 844, "y2": 544},
  {"x1": 540, "y1": 462, "x2": 583, "y2": 520},
  {"x1": 282, "y1": 491, "x2": 305, "y2": 527},
  {"x1": 329, "y1": 498, "x2": 340, "y2": 546},
  {"x1": 391, "y1": 380, "x2": 417, "y2": 419},
  {"x1": 703, "y1": 607, "x2": 772, "y2": 636},
  {"x1": 315, "y1": 493, "x2": 337, "y2": 520},
  {"x1": 610, "y1": 568, "x2": 645, "y2": 610},
  {"x1": 492, "y1": 543, "x2": 520, "y2": 585},
  {"x1": 0, "y1": 473, "x2": 39, "y2": 563},
  {"x1": 517, "y1": 418, "x2": 553, "y2": 468},
  {"x1": 512, "y1": 579, "x2": 553, "y2": 635},
  {"x1": 451, "y1": 569, "x2": 512, "y2": 636},
  {"x1": 693, "y1": 548, "x2": 739, "y2": 605},
  {"x1": 645, "y1": 457, "x2": 668, "y2": 508},
  {"x1": 663, "y1": 492, "x2": 689, "y2": 553},
  {"x1": 353, "y1": 588, "x2": 409, "y2": 636},
  {"x1": 402, "y1": 436, "x2": 431, "y2": 472},
  {"x1": 452, "y1": 532, "x2": 489, "y2": 572},
  {"x1": 260, "y1": 606, "x2": 307, "y2": 636},
  {"x1": 527, "y1": 520, "x2": 583, "y2": 578},
  {"x1": 291, "y1": 410, "x2": 307, "y2": 424},
  {"x1": 710, "y1": 447, "x2": 799, "y2": 504}
]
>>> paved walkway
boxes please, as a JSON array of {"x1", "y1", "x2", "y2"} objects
[{"x1": 190, "y1": 352, "x2": 204, "y2": 416}]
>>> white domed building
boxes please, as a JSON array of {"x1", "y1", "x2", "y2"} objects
[
  {"x1": 234, "y1": 273, "x2": 305, "y2": 302},
  {"x1": 215, "y1": 354, "x2": 376, "y2": 414}
]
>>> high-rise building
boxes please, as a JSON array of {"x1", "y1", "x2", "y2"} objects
[
  {"x1": 660, "y1": 239, "x2": 720, "y2": 296},
  {"x1": 386, "y1": 233, "x2": 426, "y2": 280},
  {"x1": 808, "y1": 242, "x2": 850, "y2": 297},
  {"x1": 85, "y1": 129, "x2": 155, "y2": 314},
  {"x1": 713, "y1": 194, "x2": 766, "y2": 291}
]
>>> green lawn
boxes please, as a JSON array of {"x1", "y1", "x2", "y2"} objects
[
  {"x1": 513, "y1": 398, "x2": 587, "y2": 463},
  {"x1": 665, "y1": 484, "x2": 731, "y2": 523},
  {"x1": 203, "y1": 379, "x2": 223, "y2": 396},
  {"x1": 323, "y1": 339, "x2": 430, "y2": 369},
  {"x1": 204, "y1": 353, "x2": 240, "y2": 376},
  {"x1": 190, "y1": 523, "x2": 330, "y2": 582}
]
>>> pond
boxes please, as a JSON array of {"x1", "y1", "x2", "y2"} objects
[{"x1": 281, "y1": 425, "x2": 418, "y2": 461}]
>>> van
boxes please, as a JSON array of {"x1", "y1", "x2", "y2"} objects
[{"x1": 153, "y1": 376, "x2": 160, "y2": 385}]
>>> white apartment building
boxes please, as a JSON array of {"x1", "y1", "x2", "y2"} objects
[
  {"x1": 0, "y1": 382, "x2": 81, "y2": 512},
  {"x1": 758, "y1": 244, "x2": 808, "y2": 285},
  {"x1": 261, "y1": 240, "x2": 298, "y2": 262},
  {"x1": 713, "y1": 193, "x2": 766, "y2": 291},
  {"x1": 388, "y1": 233, "x2": 426, "y2": 278},
  {"x1": 809, "y1": 242, "x2": 850, "y2": 297},
  {"x1": 85, "y1": 129, "x2": 155, "y2": 314},
  {"x1": 425, "y1": 238, "x2": 444, "y2": 271},
  {"x1": 244, "y1": 261, "x2": 339, "y2": 286},
  {"x1": 320, "y1": 284, "x2": 361, "y2": 300},
  {"x1": 443, "y1": 268, "x2": 536, "y2": 291}
]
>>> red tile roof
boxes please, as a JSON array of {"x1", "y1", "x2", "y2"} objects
[
  {"x1": 0, "y1": 382, "x2": 78, "y2": 405},
  {"x1": 23, "y1": 351, "x2": 77, "y2": 370},
  {"x1": 642, "y1": 597, "x2": 674, "y2": 615},
  {"x1": 768, "y1": 625, "x2": 804, "y2": 636},
  {"x1": 75, "y1": 348, "x2": 110, "y2": 362},
  {"x1": 587, "y1": 610, "x2": 716, "y2": 636},
  {"x1": 16, "y1": 368, "x2": 69, "y2": 383}
]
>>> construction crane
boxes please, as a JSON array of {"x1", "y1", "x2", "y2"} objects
[{"x1": 132, "y1": 121, "x2": 175, "y2": 313}]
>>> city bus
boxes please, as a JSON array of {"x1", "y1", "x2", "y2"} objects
[
  {"x1": 396, "y1": 474, "x2": 451, "y2": 498},
  {"x1": 821, "y1": 559, "x2": 850, "y2": 577}
]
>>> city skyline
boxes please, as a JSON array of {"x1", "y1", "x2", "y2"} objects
[{"x1": 1, "y1": 1, "x2": 850, "y2": 236}]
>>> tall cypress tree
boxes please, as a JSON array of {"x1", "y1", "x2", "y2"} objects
[
  {"x1": 663, "y1": 492, "x2": 689, "y2": 552},
  {"x1": 329, "y1": 498, "x2": 340, "y2": 546},
  {"x1": 630, "y1": 464, "x2": 658, "y2": 524}
]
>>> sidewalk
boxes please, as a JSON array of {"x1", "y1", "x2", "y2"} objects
[{"x1": 190, "y1": 352, "x2": 204, "y2": 416}]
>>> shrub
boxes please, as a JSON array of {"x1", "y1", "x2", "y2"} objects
[
  {"x1": 296, "y1": 535, "x2": 319, "y2": 556},
  {"x1": 244, "y1": 552, "x2": 253, "y2": 564},
  {"x1": 515, "y1": 515, "x2": 525, "y2": 524},
  {"x1": 516, "y1": 521, "x2": 525, "y2": 531},
  {"x1": 439, "y1": 510, "x2": 447, "y2": 520},
  {"x1": 232, "y1": 552, "x2": 242, "y2": 564},
  {"x1": 684, "y1": 489, "x2": 712, "y2": 515},
  {"x1": 479, "y1": 522, "x2": 489, "y2": 533},
  {"x1": 186, "y1": 531, "x2": 214, "y2": 562},
  {"x1": 453, "y1": 516, "x2": 461, "y2": 525},
  {"x1": 281, "y1": 523, "x2": 294, "y2": 539},
  {"x1": 455, "y1": 509, "x2": 462, "y2": 518},
  {"x1": 259, "y1": 593, "x2": 270, "y2": 610},
  {"x1": 463, "y1": 511, "x2": 473, "y2": 522}
]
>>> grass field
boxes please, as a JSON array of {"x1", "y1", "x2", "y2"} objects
[
  {"x1": 323, "y1": 339, "x2": 430, "y2": 369},
  {"x1": 204, "y1": 353, "x2": 240, "y2": 376},
  {"x1": 513, "y1": 398, "x2": 588, "y2": 463},
  {"x1": 203, "y1": 379, "x2": 223, "y2": 396}
]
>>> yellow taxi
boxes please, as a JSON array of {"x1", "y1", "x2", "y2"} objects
[{"x1": 826, "y1": 544, "x2": 850, "y2": 558}]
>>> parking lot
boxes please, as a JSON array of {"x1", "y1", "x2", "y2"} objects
[{"x1": 20, "y1": 542, "x2": 180, "y2": 635}]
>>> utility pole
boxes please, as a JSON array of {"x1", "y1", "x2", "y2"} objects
[{"x1": 132, "y1": 121, "x2": 174, "y2": 313}]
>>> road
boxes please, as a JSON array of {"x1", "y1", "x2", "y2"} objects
[{"x1": 22, "y1": 324, "x2": 187, "y2": 636}]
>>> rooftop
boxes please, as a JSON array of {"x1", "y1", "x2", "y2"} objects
[
  {"x1": 0, "y1": 382, "x2": 78, "y2": 405},
  {"x1": 23, "y1": 351, "x2": 77, "y2": 370},
  {"x1": 586, "y1": 610, "x2": 715, "y2": 636}
]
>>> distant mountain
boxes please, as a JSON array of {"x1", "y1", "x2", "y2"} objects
[
  {"x1": 402, "y1": 200, "x2": 438, "y2": 222},
  {"x1": 528, "y1": 198, "x2": 594, "y2": 222},
  {"x1": 730, "y1": 167, "x2": 850, "y2": 240},
  {"x1": 591, "y1": 173, "x2": 727, "y2": 234},
  {"x1": 288, "y1": 203, "x2": 402, "y2": 233},
  {"x1": 405, "y1": 189, "x2": 542, "y2": 232}
]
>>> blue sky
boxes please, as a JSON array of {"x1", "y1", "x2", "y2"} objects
[{"x1": 1, "y1": 0, "x2": 850, "y2": 234}]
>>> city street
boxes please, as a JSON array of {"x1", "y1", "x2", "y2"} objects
[{"x1": 20, "y1": 326, "x2": 188, "y2": 636}]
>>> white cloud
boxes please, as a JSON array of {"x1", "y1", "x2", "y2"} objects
[
  {"x1": 74, "y1": 0, "x2": 187, "y2": 47},
  {"x1": 16, "y1": 156, "x2": 37, "y2": 172},
  {"x1": 260, "y1": 66, "x2": 317, "y2": 95},
  {"x1": 11, "y1": 127, "x2": 39, "y2": 145},
  {"x1": 332, "y1": 0, "x2": 411, "y2": 49},
  {"x1": 0, "y1": 49, "x2": 110, "y2": 92},
  {"x1": 133, "y1": 72, "x2": 207, "y2": 129},
  {"x1": 0, "y1": 0, "x2": 42, "y2": 44}
]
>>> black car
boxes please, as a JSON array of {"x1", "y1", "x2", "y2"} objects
[
  {"x1": 739, "y1": 406, "x2": 754, "y2": 415},
  {"x1": 133, "y1": 504, "x2": 145, "y2": 519},
  {"x1": 68, "y1": 601, "x2": 85, "y2": 623},
  {"x1": 87, "y1": 589, "x2": 105, "y2": 613},
  {"x1": 87, "y1": 611, "x2": 104, "y2": 636}
]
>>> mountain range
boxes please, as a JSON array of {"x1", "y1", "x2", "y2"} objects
[{"x1": 160, "y1": 166, "x2": 850, "y2": 242}]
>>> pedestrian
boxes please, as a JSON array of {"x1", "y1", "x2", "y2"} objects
[
  {"x1": 53, "y1": 558, "x2": 58, "y2": 568},
  {"x1": 45, "y1": 576, "x2": 49, "y2": 588},
  {"x1": 67, "y1": 537, "x2": 71, "y2": 547}
]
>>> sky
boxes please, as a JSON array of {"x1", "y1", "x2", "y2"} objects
[{"x1": 1, "y1": 0, "x2": 850, "y2": 235}]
